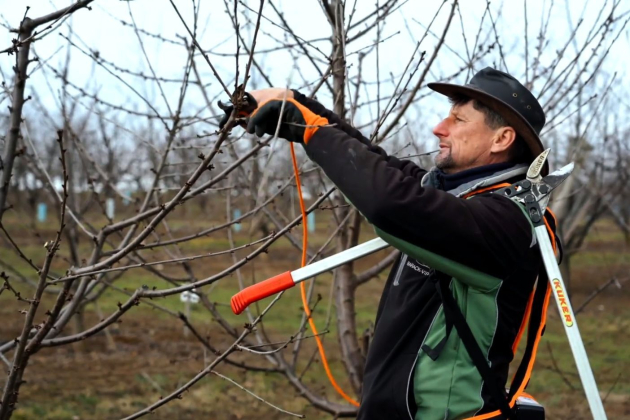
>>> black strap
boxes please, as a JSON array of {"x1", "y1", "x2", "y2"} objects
[
  {"x1": 434, "y1": 274, "x2": 514, "y2": 419},
  {"x1": 421, "y1": 302, "x2": 453, "y2": 360}
]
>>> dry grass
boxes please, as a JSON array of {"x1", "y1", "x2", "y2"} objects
[{"x1": 1, "y1": 209, "x2": 629, "y2": 419}]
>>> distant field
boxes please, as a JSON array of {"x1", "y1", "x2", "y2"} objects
[{"x1": 1, "y1": 206, "x2": 628, "y2": 419}]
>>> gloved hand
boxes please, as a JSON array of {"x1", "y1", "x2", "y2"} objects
[
  {"x1": 218, "y1": 91, "x2": 258, "y2": 130},
  {"x1": 218, "y1": 88, "x2": 293, "y2": 131},
  {"x1": 246, "y1": 98, "x2": 329, "y2": 144}
]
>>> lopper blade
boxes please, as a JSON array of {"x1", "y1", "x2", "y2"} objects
[
  {"x1": 527, "y1": 148, "x2": 550, "y2": 182},
  {"x1": 539, "y1": 161, "x2": 574, "y2": 193},
  {"x1": 534, "y1": 161, "x2": 574, "y2": 213}
]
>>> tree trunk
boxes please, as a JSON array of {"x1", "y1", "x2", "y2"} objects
[
  {"x1": 0, "y1": 21, "x2": 33, "y2": 220},
  {"x1": 335, "y1": 209, "x2": 365, "y2": 394},
  {"x1": 327, "y1": 0, "x2": 365, "y2": 396}
]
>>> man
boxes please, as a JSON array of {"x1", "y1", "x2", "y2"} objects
[{"x1": 225, "y1": 67, "x2": 552, "y2": 419}]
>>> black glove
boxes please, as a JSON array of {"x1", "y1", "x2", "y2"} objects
[
  {"x1": 217, "y1": 91, "x2": 258, "y2": 130},
  {"x1": 245, "y1": 98, "x2": 329, "y2": 144}
]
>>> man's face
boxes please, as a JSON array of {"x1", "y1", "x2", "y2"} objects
[{"x1": 432, "y1": 101, "x2": 499, "y2": 173}]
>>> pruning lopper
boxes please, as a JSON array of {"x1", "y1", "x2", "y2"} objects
[
  {"x1": 230, "y1": 150, "x2": 607, "y2": 419},
  {"x1": 497, "y1": 149, "x2": 607, "y2": 420},
  {"x1": 217, "y1": 86, "x2": 258, "y2": 129}
]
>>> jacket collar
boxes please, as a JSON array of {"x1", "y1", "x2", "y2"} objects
[{"x1": 421, "y1": 162, "x2": 528, "y2": 197}]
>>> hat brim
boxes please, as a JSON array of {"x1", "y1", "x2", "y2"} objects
[{"x1": 428, "y1": 82, "x2": 548, "y2": 175}]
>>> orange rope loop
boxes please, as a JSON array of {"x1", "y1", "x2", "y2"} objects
[{"x1": 289, "y1": 142, "x2": 360, "y2": 407}]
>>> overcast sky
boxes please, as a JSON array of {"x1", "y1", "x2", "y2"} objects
[{"x1": 1, "y1": 0, "x2": 628, "y2": 157}]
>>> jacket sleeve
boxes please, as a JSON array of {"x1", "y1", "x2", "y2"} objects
[
  {"x1": 303, "y1": 126, "x2": 534, "y2": 281},
  {"x1": 292, "y1": 89, "x2": 426, "y2": 180}
]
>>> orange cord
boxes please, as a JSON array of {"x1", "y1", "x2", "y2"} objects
[{"x1": 289, "y1": 143, "x2": 360, "y2": 407}]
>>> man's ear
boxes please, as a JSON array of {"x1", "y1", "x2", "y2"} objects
[{"x1": 490, "y1": 126, "x2": 516, "y2": 153}]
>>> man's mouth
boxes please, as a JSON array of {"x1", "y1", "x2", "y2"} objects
[{"x1": 439, "y1": 143, "x2": 450, "y2": 150}]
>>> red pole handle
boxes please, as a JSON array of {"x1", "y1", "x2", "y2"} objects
[{"x1": 230, "y1": 271, "x2": 295, "y2": 314}]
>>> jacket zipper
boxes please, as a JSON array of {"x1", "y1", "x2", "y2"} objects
[
  {"x1": 406, "y1": 305, "x2": 442, "y2": 420},
  {"x1": 393, "y1": 254, "x2": 408, "y2": 286},
  {"x1": 453, "y1": 280, "x2": 467, "y2": 353}
]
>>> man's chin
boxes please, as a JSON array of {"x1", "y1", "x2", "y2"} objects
[{"x1": 434, "y1": 152, "x2": 454, "y2": 170}]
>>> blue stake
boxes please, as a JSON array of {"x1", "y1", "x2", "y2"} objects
[
  {"x1": 307, "y1": 212, "x2": 316, "y2": 233},
  {"x1": 37, "y1": 203, "x2": 47, "y2": 223},
  {"x1": 106, "y1": 198, "x2": 115, "y2": 219},
  {"x1": 233, "y1": 209, "x2": 242, "y2": 232}
]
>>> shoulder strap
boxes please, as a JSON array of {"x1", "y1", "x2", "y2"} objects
[{"x1": 434, "y1": 274, "x2": 514, "y2": 419}]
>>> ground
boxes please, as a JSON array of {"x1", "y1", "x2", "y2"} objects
[{"x1": 1, "y1": 205, "x2": 629, "y2": 419}]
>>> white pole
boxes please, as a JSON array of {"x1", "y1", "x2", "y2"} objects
[
  {"x1": 291, "y1": 237, "x2": 389, "y2": 283},
  {"x1": 535, "y1": 225, "x2": 607, "y2": 420}
]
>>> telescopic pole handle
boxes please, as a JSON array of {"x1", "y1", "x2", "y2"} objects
[
  {"x1": 230, "y1": 238, "x2": 389, "y2": 314},
  {"x1": 230, "y1": 271, "x2": 295, "y2": 314}
]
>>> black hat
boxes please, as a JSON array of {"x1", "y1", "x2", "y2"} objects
[{"x1": 428, "y1": 67, "x2": 548, "y2": 175}]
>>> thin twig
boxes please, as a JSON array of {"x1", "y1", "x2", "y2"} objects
[
  {"x1": 167, "y1": 0, "x2": 231, "y2": 96},
  {"x1": 120, "y1": 292, "x2": 283, "y2": 420},
  {"x1": 210, "y1": 370, "x2": 304, "y2": 418}
]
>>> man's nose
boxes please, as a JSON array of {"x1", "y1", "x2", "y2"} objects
[{"x1": 432, "y1": 118, "x2": 449, "y2": 138}]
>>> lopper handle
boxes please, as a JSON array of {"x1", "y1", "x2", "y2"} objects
[{"x1": 231, "y1": 271, "x2": 295, "y2": 314}]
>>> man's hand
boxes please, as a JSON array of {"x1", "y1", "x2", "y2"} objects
[
  {"x1": 246, "y1": 98, "x2": 329, "y2": 144},
  {"x1": 249, "y1": 88, "x2": 294, "y2": 105},
  {"x1": 218, "y1": 88, "x2": 294, "y2": 130}
]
